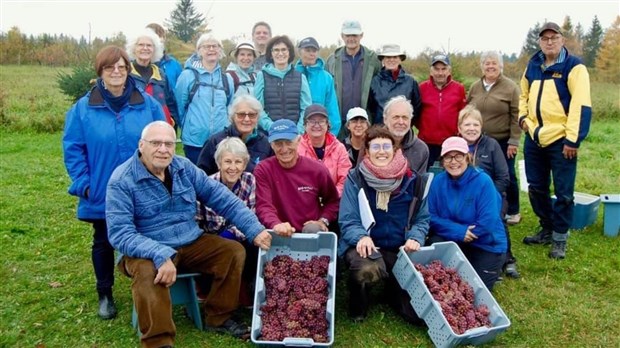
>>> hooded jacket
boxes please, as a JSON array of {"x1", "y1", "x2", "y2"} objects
[
  {"x1": 294, "y1": 57, "x2": 341, "y2": 136},
  {"x1": 226, "y1": 61, "x2": 256, "y2": 97},
  {"x1": 400, "y1": 129, "x2": 429, "y2": 174},
  {"x1": 130, "y1": 62, "x2": 175, "y2": 125},
  {"x1": 174, "y1": 53, "x2": 235, "y2": 147},
  {"x1": 63, "y1": 86, "x2": 166, "y2": 220},
  {"x1": 428, "y1": 166, "x2": 507, "y2": 254},
  {"x1": 297, "y1": 132, "x2": 352, "y2": 196}
]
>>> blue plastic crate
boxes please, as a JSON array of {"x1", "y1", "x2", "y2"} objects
[
  {"x1": 552, "y1": 192, "x2": 600, "y2": 230},
  {"x1": 392, "y1": 242, "x2": 511, "y2": 348},
  {"x1": 600, "y1": 194, "x2": 620, "y2": 237},
  {"x1": 251, "y1": 232, "x2": 337, "y2": 347}
]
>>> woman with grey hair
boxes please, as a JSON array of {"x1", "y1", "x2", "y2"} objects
[
  {"x1": 126, "y1": 29, "x2": 175, "y2": 125},
  {"x1": 199, "y1": 137, "x2": 259, "y2": 306},
  {"x1": 175, "y1": 34, "x2": 235, "y2": 164},
  {"x1": 197, "y1": 94, "x2": 272, "y2": 174},
  {"x1": 467, "y1": 50, "x2": 521, "y2": 278}
]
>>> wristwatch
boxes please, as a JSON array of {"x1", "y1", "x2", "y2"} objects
[{"x1": 319, "y1": 217, "x2": 330, "y2": 228}]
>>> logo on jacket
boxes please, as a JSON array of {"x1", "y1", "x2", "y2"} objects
[{"x1": 552, "y1": 72, "x2": 562, "y2": 79}]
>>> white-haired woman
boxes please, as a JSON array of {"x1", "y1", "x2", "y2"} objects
[
  {"x1": 200, "y1": 137, "x2": 258, "y2": 306},
  {"x1": 197, "y1": 94, "x2": 272, "y2": 175},
  {"x1": 467, "y1": 51, "x2": 521, "y2": 227},
  {"x1": 126, "y1": 29, "x2": 175, "y2": 125},
  {"x1": 175, "y1": 34, "x2": 234, "y2": 164}
]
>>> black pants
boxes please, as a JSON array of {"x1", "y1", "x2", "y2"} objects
[{"x1": 91, "y1": 219, "x2": 115, "y2": 294}]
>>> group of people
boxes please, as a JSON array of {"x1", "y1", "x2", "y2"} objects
[{"x1": 62, "y1": 19, "x2": 591, "y2": 348}]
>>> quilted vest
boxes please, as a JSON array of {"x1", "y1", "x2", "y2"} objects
[{"x1": 263, "y1": 69, "x2": 302, "y2": 123}]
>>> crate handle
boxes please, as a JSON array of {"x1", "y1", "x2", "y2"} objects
[
  {"x1": 281, "y1": 337, "x2": 315, "y2": 346},
  {"x1": 464, "y1": 326, "x2": 490, "y2": 337}
]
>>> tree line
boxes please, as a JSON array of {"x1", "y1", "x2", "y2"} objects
[{"x1": 1, "y1": 7, "x2": 618, "y2": 83}]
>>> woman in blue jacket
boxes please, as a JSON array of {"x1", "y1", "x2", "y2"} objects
[
  {"x1": 338, "y1": 125, "x2": 430, "y2": 323},
  {"x1": 62, "y1": 46, "x2": 165, "y2": 320},
  {"x1": 427, "y1": 136, "x2": 507, "y2": 290}
]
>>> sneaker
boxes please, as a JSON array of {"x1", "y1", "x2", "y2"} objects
[
  {"x1": 205, "y1": 318, "x2": 250, "y2": 339},
  {"x1": 506, "y1": 213, "x2": 522, "y2": 225},
  {"x1": 548, "y1": 240, "x2": 567, "y2": 259},
  {"x1": 523, "y1": 227, "x2": 552, "y2": 245},
  {"x1": 503, "y1": 262, "x2": 520, "y2": 279}
]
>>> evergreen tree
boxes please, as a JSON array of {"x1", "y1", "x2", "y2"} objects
[
  {"x1": 166, "y1": 0, "x2": 205, "y2": 43},
  {"x1": 595, "y1": 16, "x2": 620, "y2": 82},
  {"x1": 520, "y1": 22, "x2": 542, "y2": 58},
  {"x1": 562, "y1": 16, "x2": 583, "y2": 56},
  {"x1": 583, "y1": 16, "x2": 605, "y2": 67}
]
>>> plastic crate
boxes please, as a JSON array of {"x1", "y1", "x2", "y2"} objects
[
  {"x1": 600, "y1": 194, "x2": 620, "y2": 237},
  {"x1": 392, "y1": 242, "x2": 511, "y2": 348},
  {"x1": 552, "y1": 192, "x2": 600, "y2": 230},
  {"x1": 251, "y1": 232, "x2": 337, "y2": 347}
]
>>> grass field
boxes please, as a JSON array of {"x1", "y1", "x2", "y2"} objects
[{"x1": 1, "y1": 65, "x2": 619, "y2": 347}]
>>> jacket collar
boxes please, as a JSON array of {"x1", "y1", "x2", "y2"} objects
[{"x1": 88, "y1": 85, "x2": 145, "y2": 107}]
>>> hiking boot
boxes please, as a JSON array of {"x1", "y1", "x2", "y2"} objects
[
  {"x1": 549, "y1": 240, "x2": 567, "y2": 259},
  {"x1": 503, "y1": 262, "x2": 520, "y2": 279},
  {"x1": 205, "y1": 318, "x2": 250, "y2": 339},
  {"x1": 523, "y1": 227, "x2": 552, "y2": 245},
  {"x1": 97, "y1": 293, "x2": 117, "y2": 320},
  {"x1": 506, "y1": 213, "x2": 522, "y2": 225}
]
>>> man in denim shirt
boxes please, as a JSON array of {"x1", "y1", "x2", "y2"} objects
[{"x1": 106, "y1": 121, "x2": 272, "y2": 347}]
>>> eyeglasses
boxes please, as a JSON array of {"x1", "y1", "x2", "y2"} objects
[
  {"x1": 137, "y1": 43, "x2": 153, "y2": 49},
  {"x1": 144, "y1": 140, "x2": 175, "y2": 149},
  {"x1": 306, "y1": 119, "x2": 327, "y2": 126},
  {"x1": 272, "y1": 48, "x2": 288, "y2": 54},
  {"x1": 235, "y1": 112, "x2": 258, "y2": 120},
  {"x1": 102, "y1": 64, "x2": 128, "y2": 73},
  {"x1": 369, "y1": 143, "x2": 393, "y2": 152},
  {"x1": 200, "y1": 44, "x2": 219, "y2": 50},
  {"x1": 442, "y1": 153, "x2": 466, "y2": 163},
  {"x1": 539, "y1": 36, "x2": 562, "y2": 44}
]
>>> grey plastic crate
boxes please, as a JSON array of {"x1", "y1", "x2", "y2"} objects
[
  {"x1": 392, "y1": 242, "x2": 511, "y2": 348},
  {"x1": 251, "y1": 232, "x2": 337, "y2": 347}
]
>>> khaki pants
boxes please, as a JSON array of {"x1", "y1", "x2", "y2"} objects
[{"x1": 119, "y1": 234, "x2": 245, "y2": 348}]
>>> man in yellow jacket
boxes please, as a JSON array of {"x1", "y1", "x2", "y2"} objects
[{"x1": 519, "y1": 22, "x2": 592, "y2": 259}]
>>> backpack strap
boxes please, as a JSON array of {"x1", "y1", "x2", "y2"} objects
[
  {"x1": 227, "y1": 70, "x2": 240, "y2": 92},
  {"x1": 185, "y1": 67, "x2": 232, "y2": 111}
]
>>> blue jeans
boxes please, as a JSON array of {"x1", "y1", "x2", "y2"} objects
[
  {"x1": 183, "y1": 144, "x2": 203, "y2": 165},
  {"x1": 524, "y1": 135, "x2": 577, "y2": 234},
  {"x1": 497, "y1": 138, "x2": 520, "y2": 215}
]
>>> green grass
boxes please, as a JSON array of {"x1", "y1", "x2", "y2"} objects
[{"x1": 1, "y1": 65, "x2": 619, "y2": 347}]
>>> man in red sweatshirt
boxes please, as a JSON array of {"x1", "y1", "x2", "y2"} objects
[
  {"x1": 415, "y1": 54, "x2": 466, "y2": 168},
  {"x1": 254, "y1": 119, "x2": 340, "y2": 235}
]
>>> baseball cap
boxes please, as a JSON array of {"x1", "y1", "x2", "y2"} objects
[
  {"x1": 441, "y1": 136, "x2": 469, "y2": 156},
  {"x1": 304, "y1": 104, "x2": 328, "y2": 120},
  {"x1": 341, "y1": 20, "x2": 362, "y2": 35},
  {"x1": 298, "y1": 37, "x2": 319, "y2": 50},
  {"x1": 268, "y1": 119, "x2": 299, "y2": 143},
  {"x1": 539, "y1": 22, "x2": 562, "y2": 37},
  {"x1": 431, "y1": 54, "x2": 451, "y2": 66},
  {"x1": 229, "y1": 42, "x2": 258, "y2": 58},
  {"x1": 346, "y1": 107, "x2": 369, "y2": 122}
]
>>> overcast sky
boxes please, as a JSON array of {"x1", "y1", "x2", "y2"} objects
[{"x1": 1, "y1": 0, "x2": 618, "y2": 56}]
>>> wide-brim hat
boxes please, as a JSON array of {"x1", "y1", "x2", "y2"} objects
[
  {"x1": 377, "y1": 44, "x2": 406, "y2": 61},
  {"x1": 229, "y1": 42, "x2": 259, "y2": 58}
]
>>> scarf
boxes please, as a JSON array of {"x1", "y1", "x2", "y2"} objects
[
  {"x1": 359, "y1": 149, "x2": 408, "y2": 211},
  {"x1": 96, "y1": 75, "x2": 135, "y2": 113}
]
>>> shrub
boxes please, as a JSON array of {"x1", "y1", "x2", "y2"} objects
[{"x1": 56, "y1": 64, "x2": 96, "y2": 102}]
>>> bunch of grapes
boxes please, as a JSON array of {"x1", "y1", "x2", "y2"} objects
[
  {"x1": 415, "y1": 260, "x2": 492, "y2": 334},
  {"x1": 259, "y1": 255, "x2": 330, "y2": 343}
]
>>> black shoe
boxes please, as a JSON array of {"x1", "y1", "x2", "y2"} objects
[
  {"x1": 548, "y1": 240, "x2": 567, "y2": 259},
  {"x1": 205, "y1": 318, "x2": 250, "y2": 339},
  {"x1": 523, "y1": 227, "x2": 552, "y2": 245},
  {"x1": 503, "y1": 262, "x2": 520, "y2": 279},
  {"x1": 98, "y1": 293, "x2": 117, "y2": 320}
]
